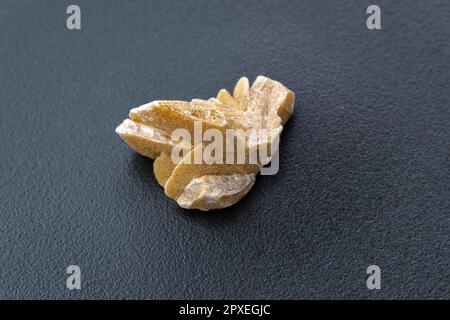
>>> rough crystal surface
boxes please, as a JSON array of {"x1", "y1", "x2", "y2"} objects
[{"x1": 116, "y1": 76, "x2": 295, "y2": 211}]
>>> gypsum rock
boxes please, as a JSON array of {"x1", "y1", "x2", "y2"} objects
[{"x1": 116, "y1": 76, "x2": 295, "y2": 211}]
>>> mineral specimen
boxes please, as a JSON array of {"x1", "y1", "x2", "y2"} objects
[{"x1": 116, "y1": 76, "x2": 295, "y2": 211}]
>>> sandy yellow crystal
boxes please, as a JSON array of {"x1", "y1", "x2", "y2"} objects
[
  {"x1": 116, "y1": 76, "x2": 295, "y2": 211},
  {"x1": 177, "y1": 173, "x2": 256, "y2": 211},
  {"x1": 233, "y1": 77, "x2": 250, "y2": 110},
  {"x1": 153, "y1": 152, "x2": 176, "y2": 187},
  {"x1": 164, "y1": 143, "x2": 260, "y2": 204},
  {"x1": 115, "y1": 119, "x2": 174, "y2": 159}
]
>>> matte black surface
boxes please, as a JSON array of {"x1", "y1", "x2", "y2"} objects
[{"x1": 0, "y1": 0, "x2": 449, "y2": 299}]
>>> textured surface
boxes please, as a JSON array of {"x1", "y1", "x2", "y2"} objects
[{"x1": 0, "y1": 0, "x2": 449, "y2": 299}]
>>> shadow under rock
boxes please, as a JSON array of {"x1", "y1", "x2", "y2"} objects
[{"x1": 128, "y1": 152, "x2": 155, "y2": 180}]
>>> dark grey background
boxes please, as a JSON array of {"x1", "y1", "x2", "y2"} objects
[{"x1": 0, "y1": 0, "x2": 449, "y2": 299}]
